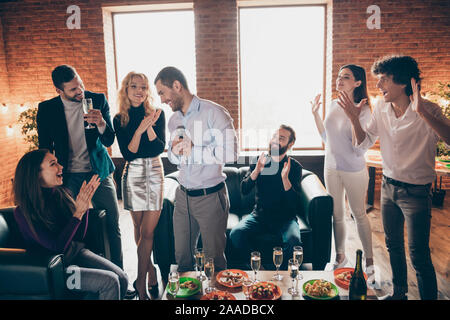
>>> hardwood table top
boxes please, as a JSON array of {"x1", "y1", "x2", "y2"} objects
[
  {"x1": 162, "y1": 270, "x2": 377, "y2": 300},
  {"x1": 365, "y1": 149, "x2": 450, "y2": 177}
]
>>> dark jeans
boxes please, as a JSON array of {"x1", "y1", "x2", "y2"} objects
[
  {"x1": 229, "y1": 213, "x2": 302, "y2": 270},
  {"x1": 381, "y1": 177, "x2": 437, "y2": 300},
  {"x1": 64, "y1": 172, "x2": 124, "y2": 270}
]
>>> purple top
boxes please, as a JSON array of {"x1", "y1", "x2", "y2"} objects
[{"x1": 14, "y1": 206, "x2": 88, "y2": 254}]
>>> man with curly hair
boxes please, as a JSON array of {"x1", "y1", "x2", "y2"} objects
[{"x1": 338, "y1": 55, "x2": 450, "y2": 300}]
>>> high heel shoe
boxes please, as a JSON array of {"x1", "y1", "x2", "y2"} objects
[
  {"x1": 332, "y1": 257, "x2": 348, "y2": 270},
  {"x1": 147, "y1": 267, "x2": 160, "y2": 299},
  {"x1": 133, "y1": 280, "x2": 150, "y2": 300},
  {"x1": 366, "y1": 264, "x2": 376, "y2": 286}
]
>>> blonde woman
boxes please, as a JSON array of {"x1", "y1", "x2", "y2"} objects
[{"x1": 113, "y1": 72, "x2": 165, "y2": 300}]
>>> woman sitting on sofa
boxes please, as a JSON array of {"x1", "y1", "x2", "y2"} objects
[{"x1": 13, "y1": 149, "x2": 128, "y2": 300}]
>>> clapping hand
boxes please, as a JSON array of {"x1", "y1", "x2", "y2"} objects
[
  {"x1": 310, "y1": 94, "x2": 322, "y2": 114},
  {"x1": 73, "y1": 175, "x2": 101, "y2": 220},
  {"x1": 136, "y1": 115, "x2": 154, "y2": 135},
  {"x1": 281, "y1": 157, "x2": 292, "y2": 191},
  {"x1": 149, "y1": 109, "x2": 162, "y2": 125},
  {"x1": 281, "y1": 157, "x2": 291, "y2": 181},
  {"x1": 250, "y1": 152, "x2": 267, "y2": 180},
  {"x1": 337, "y1": 91, "x2": 367, "y2": 121},
  {"x1": 136, "y1": 109, "x2": 162, "y2": 135},
  {"x1": 255, "y1": 152, "x2": 268, "y2": 174}
]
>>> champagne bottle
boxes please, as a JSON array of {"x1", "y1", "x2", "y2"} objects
[{"x1": 349, "y1": 249, "x2": 367, "y2": 300}]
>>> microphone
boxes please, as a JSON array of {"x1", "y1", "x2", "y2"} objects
[{"x1": 175, "y1": 125, "x2": 186, "y2": 140}]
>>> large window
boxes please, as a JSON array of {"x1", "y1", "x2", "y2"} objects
[
  {"x1": 239, "y1": 5, "x2": 325, "y2": 150},
  {"x1": 112, "y1": 9, "x2": 196, "y2": 153}
]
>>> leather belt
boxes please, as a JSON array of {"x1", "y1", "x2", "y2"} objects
[
  {"x1": 383, "y1": 175, "x2": 431, "y2": 188},
  {"x1": 180, "y1": 182, "x2": 225, "y2": 197}
]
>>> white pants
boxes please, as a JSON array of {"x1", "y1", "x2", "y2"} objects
[{"x1": 324, "y1": 167, "x2": 373, "y2": 260}]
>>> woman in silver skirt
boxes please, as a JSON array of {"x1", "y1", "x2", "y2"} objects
[{"x1": 113, "y1": 72, "x2": 165, "y2": 300}]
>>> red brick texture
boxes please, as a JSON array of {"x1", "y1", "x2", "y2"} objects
[{"x1": 0, "y1": 0, "x2": 449, "y2": 206}]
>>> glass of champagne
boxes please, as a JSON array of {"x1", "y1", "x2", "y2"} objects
[
  {"x1": 82, "y1": 98, "x2": 94, "y2": 129},
  {"x1": 242, "y1": 278, "x2": 253, "y2": 300},
  {"x1": 204, "y1": 257, "x2": 215, "y2": 293},
  {"x1": 194, "y1": 248, "x2": 206, "y2": 281},
  {"x1": 250, "y1": 251, "x2": 261, "y2": 282},
  {"x1": 293, "y1": 245, "x2": 304, "y2": 281},
  {"x1": 287, "y1": 258, "x2": 299, "y2": 296},
  {"x1": 272, "y1": 246, "x2": 283, "y2": 281},
  {"x1": 167, "y1": 271, "x2": 180, "y2": 299}
]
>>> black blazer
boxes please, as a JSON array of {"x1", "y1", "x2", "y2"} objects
[{"x1": 37, "y1": 91, "x2": 115, "y2": 179}]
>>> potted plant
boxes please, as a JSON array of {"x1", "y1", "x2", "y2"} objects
[
  {"x1": 426, "y1": 82, "x2": 449, "y2": 207},
  {"x1": 17, "y1": 107, "x2": 38, "y2": 151}
]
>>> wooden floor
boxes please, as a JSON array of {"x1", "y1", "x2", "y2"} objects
[{"x1": 118, "y1": 193, "x2": 450, "y2": 300}]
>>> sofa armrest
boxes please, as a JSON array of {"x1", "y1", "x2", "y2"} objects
[
  {"x1": 299, "y1": 173, "x2": 333, "y2": 270},
  {"x1": 0, "y1": 250, "x2": 66, "y2": 299}
]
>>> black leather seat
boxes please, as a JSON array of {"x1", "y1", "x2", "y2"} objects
[
  {"x1": 0, "y1": 206, "x2": 110, "y2": 299},
  {"x1": 154, "y1": 166, "x2": 333, "y2": 281}
]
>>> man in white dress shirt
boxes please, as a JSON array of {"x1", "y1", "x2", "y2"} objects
[
  {"x1": 338, "y1": 55, "x2": 450, "y2": 300},
  {"x1": 154, "y1": 66, "x2": 239, "y2": 272}
]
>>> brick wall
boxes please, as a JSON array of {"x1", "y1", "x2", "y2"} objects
[
  {"x1": 0, "y1": 15, "x2": 19, "y2": 206},
  {"x1": 332, "y1": 0, "x2": 450, "y2": 98},
  {"x1": 194, "y1": 0, "x2": 240, "y2": 126},
  {"x1": 0, "y1": 0, "x2": 449, "y2": 207}
]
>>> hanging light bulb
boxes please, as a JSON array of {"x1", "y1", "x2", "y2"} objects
[{"x1": 6, "y1": 124, "x2": 14, "y2": 136}]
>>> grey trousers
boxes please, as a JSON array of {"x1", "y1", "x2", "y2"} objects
[
  {"x1": 68, "y1": 248, "x2": 128, "y2": 300},
  {"x1": 64, "y1": 172, "x2": 123, "y2": 269},
  {"x1": 381, "y1": 177, "x2": 437, "y2": 300},
  {"x1": 173, "y1": 184, "x2": 229, "y2": 272}
]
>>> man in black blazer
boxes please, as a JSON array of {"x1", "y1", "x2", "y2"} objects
[{"x1": 37, "y1": 65, "x2": 124, "y2": 273}]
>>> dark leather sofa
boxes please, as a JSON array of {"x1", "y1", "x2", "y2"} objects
[
  {"x1": 0, "y1": 207, "x2": 110, "y2": 299},
  {"x1": 153, "y1": 166, "x2": 333, "y2": 282}
]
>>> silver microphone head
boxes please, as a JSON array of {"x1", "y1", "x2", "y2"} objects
[{"x1": 175, "y1": 125, "x2": 186, "y2": 140}]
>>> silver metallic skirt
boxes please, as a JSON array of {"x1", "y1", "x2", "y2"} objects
[{"x1": 122, "y1": 156, "x2": 164, "y2": 211}]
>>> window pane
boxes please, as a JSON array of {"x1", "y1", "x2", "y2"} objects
[
  {"x1": 239, "y1": 6, "x2": 325, "y2": 149},
  {"x1": 113, "y1": 10, "x2": 196, "y2": 150}
]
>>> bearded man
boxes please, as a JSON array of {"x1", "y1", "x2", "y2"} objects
[{"x1": 229, "y1": 125, "x2": 303, "y2": 270}]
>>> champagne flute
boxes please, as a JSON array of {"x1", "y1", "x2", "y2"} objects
[
  {"x1": 82, "y1": 98, "x2": 94, "y2": 129},
  {"x1": 250, "y1": 251, "x2": 261, "y2": 282},
  {"x1": 287, "y1": 258, "x2": 299, "y2": 296},
  {"x1": 293, "y1": 245, "x2": 303, "y2": 282},
  {"x1": 204, "y1": 257, "x2": 215, "y2": 293},
  {"x1": 167, "y1": 271, "x2": 180, "y2": 299},
  {"x1": 242, "y1": 278, "x2": 253, "y2": 300},
  {"x1": 194, "y1": 248, "x2": 206, "y2": 281},
  {"x1": 272, "y1": 247, "x2": 283, "y2": 281}
]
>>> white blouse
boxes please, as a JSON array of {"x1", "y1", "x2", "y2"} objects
[{"x1": 323, "y1": 99, "x2": 372, "y2": 172}]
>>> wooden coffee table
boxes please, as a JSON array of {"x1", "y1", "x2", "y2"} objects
[{"x1": 162, "y1": 270, "x2": 377, "y2": 300}]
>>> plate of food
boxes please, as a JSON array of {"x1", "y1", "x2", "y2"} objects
[
  {"x1": 334, "y1": 268, "x2": 367, "y2": 290},
  {"x1": 216, "y1": 269, "x2": 249, "y2": 288},
  {"x1": 200, "y1": 290, "x2": 236, "y2": 300},
  {"x1": 303, "y1": 279, "x2": 339, "y2": 300},
  {"x1": 168, "y1": 277, "x2": 201, "y2": 298},
  {"x1": 249, "y1": 281, "x2": 282, "y2": 300}
]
